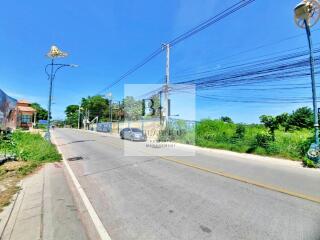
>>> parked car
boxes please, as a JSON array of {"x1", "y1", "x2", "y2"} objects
[
  {"x1": 120, "y1": 128, "x2": 146, "y2": 141},
  {"x1": 120, "y1": 128, "x2": 129, "y2": 139}
]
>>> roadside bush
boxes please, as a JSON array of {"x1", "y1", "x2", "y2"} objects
[
  {"x1": 158, "y1": 125, "x2": 184, "y2": 142},
  {"x1": 177, "y1": 130, "x2": 195, "y2": 145},
  {"x1": 298, "y1": 135, "x2": 314, "y2": 157},
  {"x1": 189, "y1": 119, "x2": 314, "y2": 162},
  {"x1": 156, "y1": 117, "x2": 315, "y2": 163},
  {"x1": 196, "y1": 119, "x2": 235, "y2": 145},
  {"x1": 158, "y1": 120, "x2": 196, "y2": 145},
  {"x1": 11, "y1": 131, "x2": 61, "y2": 162},
  {"x1": 271, "y1": 129, "x2": 312, "y2": 159},
  {"x1": 255, "y1": 132, "x2": 272, "y2": 148},
  {"x1": 0, "y1": 132, "x2": 16, "y2": 157},
  {"x1": 302, "y1": 158, "x2": 317, "y2": 168},
  {"x1": 235, "y1": 124, "x2": 246, "y2": 139}
]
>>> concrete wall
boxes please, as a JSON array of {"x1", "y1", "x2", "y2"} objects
[{"x1": 90, "y1": 119, "x2": 162, "y2": 140}]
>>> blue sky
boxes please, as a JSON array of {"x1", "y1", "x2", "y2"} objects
[{"x1": 0, "y1": 0, "x2": 318, "y2": 123}]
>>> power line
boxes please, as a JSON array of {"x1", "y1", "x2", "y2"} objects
[
  {"x1": 172, "y1": 46, "x2": 320, "y2": 84},
  {"x1": 97, "y1": 48, "x2": 163, "y2": 94},
  {"x1": 172, "y1": 28, "x2": 320, "y2": 76},
  {"x1": 169, "y1": 0, "x2": 256, "y2": 46},
  {"x1": 171, "y1": 42, "x2": 320, "y2": 81},
  {"x1": 172, "y1": 49, "x2": 320, "y2": 88},
  {"x1": 172, "y1": 89, "x2": 317, "y2": 104},
  {"x1": 196, "y1": 94, "x2": 316, "y2": 104},
  {"x1": 133, "y1": 40, "x2": 320, "y2": 99},
  {"x1": 95, "y1": 0, "x2": 256, "y2": 94}
]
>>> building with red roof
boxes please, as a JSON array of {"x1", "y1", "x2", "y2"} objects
[{"x1": 7, "y1": 100, "x2": 37, "y2": 130}]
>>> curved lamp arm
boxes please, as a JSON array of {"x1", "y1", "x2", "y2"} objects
[{"x1": 45, "y1": 63, "x2": 78, "y2": 79}]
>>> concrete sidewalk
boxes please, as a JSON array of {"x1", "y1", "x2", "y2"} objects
[{"x1": 0, "y1": 163, "x2": 89, "y2": 240}]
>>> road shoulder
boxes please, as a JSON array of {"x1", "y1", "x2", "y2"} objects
[
  {"x1": 0, "y1": 163, "x2": 89, "y2": 240},
  {"x1": 76, "y1": 128, "x2": 317, "y2": 169}
]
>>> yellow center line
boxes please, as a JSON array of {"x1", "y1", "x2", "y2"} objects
[
  {"x1": 159, "y1": 155, "x2": 320, "y2": 204},
  {"x1": 83, "y1": 130, "x2": 320, "y2": 204}
]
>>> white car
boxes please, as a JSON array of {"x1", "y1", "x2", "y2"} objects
[{"x1": 120, "y1": 128, "x2": 146, "y2": 141}]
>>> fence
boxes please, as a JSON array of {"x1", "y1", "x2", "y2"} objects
[
  {"x1": 89, "y1": 118, "x2": 161, "y2": 140},
  {"x1": 90, "y1": 118, "x2": 197, "y2": 140}
]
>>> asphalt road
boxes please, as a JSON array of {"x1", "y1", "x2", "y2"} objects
[{"x1": 54, "y1": 128, "x2": 320, "y2": 240}]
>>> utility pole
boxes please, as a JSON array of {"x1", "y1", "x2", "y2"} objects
[
  {"x1": 118, "y1": 101, "x2": 121, "y2": 121},
  {"x1": 106, "y1": 92, "x2": 112, "y2": 122},
  {"x1": 305, "y1": 19, "x2": 319, "y2": 147},
  {"x1": 162, "y1": 43, "x2": 170, "y2": 126},
  {"x1": 78, "y1": 105, "x2": 82, "y2": 129},
  {"x1": 46, "y1": 59, "x2": 54, "y2": 141},
  {"x1": 110, "y1": 100, "x2": 113, "y2": 122},
  {"x1": 118, "y1": 101, "x2": 121, "y2": 133},
  {"x1": 87, "y1": 109, "x2": 90, "y2": 130},
  {"x1": 294, "y1": 0, "x2": 320, "y2": 163},
  {"x1": 44, "y1": 45, "x2": 77, "y2": 141}
]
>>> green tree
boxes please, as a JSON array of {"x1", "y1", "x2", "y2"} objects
[
  {"x1": 220, "y1": 116, "x2": 233, "y2": 124},
  {"x1": 287, "y1": 107, "x2": 313, "y2": 130},
  {"x1": 31, "y1": 103, "x2": 48, "y2": 121},
  {"x1": 275, "y1": 113, "x2": 289, "y2": 131},
  {"x1": 123, "y1": 96, "x2": 142, "y2": 120},
  {"x1": 234, "y1": 124, "x2": 246, "y2": 139},
  {"x1": 65, "y1": 105, "x2": 79, "y2": 127},
  {"x1": 259, "y1": 115, "x2": 279, "y2": 141},
  {"x1": 81, "y1": 96, "x2": 109, "y2": 122}
]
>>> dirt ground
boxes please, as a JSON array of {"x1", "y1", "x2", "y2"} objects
[{"x1": 0, "y1": 161, "x2": 29, "y2": 212}]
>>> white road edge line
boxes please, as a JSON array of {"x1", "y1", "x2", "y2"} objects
[{"x1": 52, "y1": 134, "x2": 112, "y2": 240}]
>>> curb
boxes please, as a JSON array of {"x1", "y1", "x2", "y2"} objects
[
  {"x1": 51, "y1": 133, "x2": 112, "y2": 240},
  {"x1": 0, "y1": 185, "x2": 21, "y2": 239}
]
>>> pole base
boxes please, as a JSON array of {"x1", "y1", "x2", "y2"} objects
[
  {"x1": 44, "y1": 132, "x2": 51, "y2": 142},
  {"x1": 307, "y1": 143, "x2": 320, "y2": 164}
]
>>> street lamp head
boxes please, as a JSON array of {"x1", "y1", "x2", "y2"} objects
[
  {"x1": 46, "y1": 45, "x2": 68, "y2": 58},
  {"x1": 294, "y1": 0, "x2": 320, "y2": 28},
  {"x1": 69, "y1": 64, "x2": 79, "y2": 68}
]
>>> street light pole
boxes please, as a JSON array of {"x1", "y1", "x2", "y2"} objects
[
  {"x1": 44, "y1": 45, "x2": 78, "y2": 142},
  {"x1": 294, "y1": 0, "x2": 320, "y2": 162},
  {"x1": 78, "y1": 105, "x2": 82, "y2": 129},
  {"x1": 46, "y1": 59, "x2": 54, "y2": 141},
  {"x1": 304, "y1": 19, "x2": 319, "y2": 147}
]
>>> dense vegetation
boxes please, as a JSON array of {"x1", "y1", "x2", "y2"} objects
[
  {"x1": 30, "y1": 102, "x2": 48, "y2": 121},
  {"x1": 193, "y1": 119, "x2": 312, "y2": 160},
  {"x1": 65, "y1": 95, "x2": 161, "y2": 127},
  {"x1": 161, "y1": 107, "x2": 316, "y2": 167},
  {"x1": 0, "y1": 131, "x2": 61, "y2": 175}
]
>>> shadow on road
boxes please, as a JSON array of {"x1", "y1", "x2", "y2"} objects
[{"x1": 58, "y1": 140, "x2": 96, "y2": 146}]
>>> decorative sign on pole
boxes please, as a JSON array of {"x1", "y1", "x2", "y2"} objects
[{"x1": 39, "y1": 120, "x2": 48, "y2": 125}]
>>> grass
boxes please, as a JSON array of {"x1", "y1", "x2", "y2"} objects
[
  {"x1": 11, "y1": 131, "x2": 61, "y2": 162},
  {"x1": 165, "y1": 119, "x2": 314, "y2": 162},
  {"x1": 0, "y1": 131, "x2": 61, "y2": 212}
]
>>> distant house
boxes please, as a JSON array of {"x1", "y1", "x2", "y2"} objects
[{"x1": 7, "y1": 100, "x2": 37, "y2": 130}]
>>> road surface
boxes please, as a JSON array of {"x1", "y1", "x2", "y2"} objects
[{"x1": 53, "y1": 128, "x2": 320, "y2": 240}]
